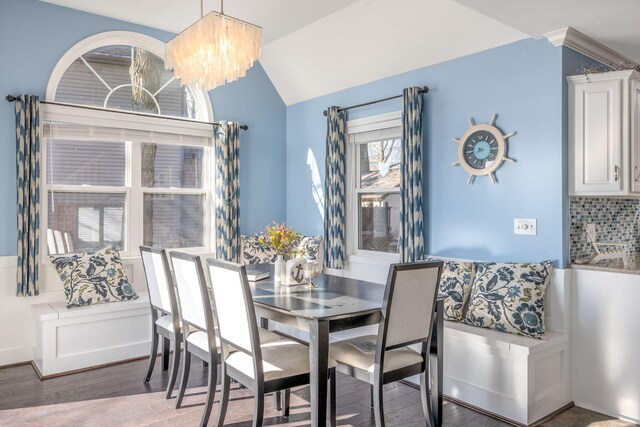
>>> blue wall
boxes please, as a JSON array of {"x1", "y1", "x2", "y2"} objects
[
  {"x1": 287, "y1": 39, "x2": 571, "y2": 266},
  {"x1": 0, "y1": 0, "x2": 286, "y2": 256}
]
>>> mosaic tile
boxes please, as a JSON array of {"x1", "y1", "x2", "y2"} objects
[{"x1": 570, "y1": 197, "x2": 640, "y2": 262}]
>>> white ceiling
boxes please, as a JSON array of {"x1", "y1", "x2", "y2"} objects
[
  {"x1": 454, "y1": 0, "x2": 640, "y2": 63},
  {"x1": 38, "y1": 0, "x2": 361, "y2": 43},
  {"x1": 37, "y1": 0, "x2": 640, "y2": 106}
]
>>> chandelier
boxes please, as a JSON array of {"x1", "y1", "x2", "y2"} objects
[{"x1": 165, "y1": 0, "x2": 262, "y2": 90}]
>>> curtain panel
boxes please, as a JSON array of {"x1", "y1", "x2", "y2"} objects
[
  {"x1": 323, "y1": 106, "x2": 347, "y2": 269},
  {"x1": 399, "y1": 87, "x2": 425, "y2": 262},
  {"x1": 214, "y1": 122, "x2": 240, "y2": 262},
  {"x1": 16, "y1": 95, "x2": 41, "y2": 296}
]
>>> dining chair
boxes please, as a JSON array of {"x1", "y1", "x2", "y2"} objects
[
  {"x1": 207, "y1": 258, "x2": 338, "y2": 427},
  {"x1": 329, "y1": 261, "x2": 444, "y2": 427},
  {"x1": 140, "y1": 246, "x2": 182, "y2": 399},
  {"x1": 170, "y1": 251, "x2": 221, "y2": 426}
]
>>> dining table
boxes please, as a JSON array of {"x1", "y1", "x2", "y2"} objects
[{"x1": 249, "y1": 269, "x2": 444, "y2": 427}]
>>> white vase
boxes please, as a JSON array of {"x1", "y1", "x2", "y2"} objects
[{"x1": 274, "y1": 255, "x2": 285, "y2": 282}]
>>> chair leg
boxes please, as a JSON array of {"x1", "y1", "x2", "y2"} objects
[
  {"x1": 420, "y1": 369, "x2": 435, "y2": 427},
  {"x1": 373, "y1": 378, "x2": 385, "y2": 427},
  {"x1": 162, "y1": 337, "x2": 170, "y2": 371},
  {"x1": 200, "y1": 354, "x2": 217, "y2": 427},
  {"x1": 273, "y1": 391, "x2": 282, "y2": 411},
  {"x1": 165, "y1": 336, "x2": 181, "y2": 399},
  {"x1": 253, "y1": 389, "x2": 264, "y2": 427},
  {"x1": 329, "y1": 368, "x2": 336, "y2": 427},
  {"x1": 216, "y1": 370, "x2": 231, "y2": 427},
  {"x1": 176, "y1": 351, "x2": 192, "y2": 409},
  {"x1": 370, "y1": 384, "x2": 374, "y2": 408},
  {"x1": 144, "y1": 330, "x2": 159, "y2": 383},
  {"x1": 282, "y1": 389, "x2": 290, "y2": 417}
]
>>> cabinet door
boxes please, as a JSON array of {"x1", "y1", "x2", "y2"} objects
[
  {"x1": 572, "y1": 78, "x2": 623, "y2": 194},
  {"x1": 631, "y1": 79, "x2": 640, "y2": 193}
]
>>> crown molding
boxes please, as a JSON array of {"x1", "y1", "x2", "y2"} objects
[{"x1": 544, "y1": 26, "x2": 636, "y2": 67}]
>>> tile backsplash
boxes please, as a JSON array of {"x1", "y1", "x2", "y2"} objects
[{"x1": 570, "y1": 197, "x2": 640, "y2": 262}]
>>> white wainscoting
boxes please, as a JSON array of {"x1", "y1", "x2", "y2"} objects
[
  {"x1": 0, "y1": 255, "x2": 148, "y2": 367},
  {"x1": 572, "y1": 268, "x2": 640, "y2": 425}
]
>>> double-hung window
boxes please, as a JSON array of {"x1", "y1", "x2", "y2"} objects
[
  {"x1": 42, "y1": 104, "x2": 212, "y2": 257},
  {"x1": 347, "y1": 112, "x2": 402, "y2": 258}
]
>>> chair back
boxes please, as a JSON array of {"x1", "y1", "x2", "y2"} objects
[
  {"x1": 379, "y1": 261, "x2": 443, "y2": 350},
  {"x1": 207, "y1": 259, "x2": 260, "y2": 359},
  {"x1": 170, "y1": 252, "x2": 214, "y2": 333},
  {"x1": 140, "y1": 246, "x2": 177, "y2": 315}
]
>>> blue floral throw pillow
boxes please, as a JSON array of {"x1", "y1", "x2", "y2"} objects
[
  {"x1": 427, "y1": 259, "x2": 474, "y2": 322},
  {"x1": 50, "y1": 247, "x2": 139, "y2": 309},
  {"x1": 241, "y1": 235, "x2": 278, "y2": 264},
  {"x1": 464, "y1": 261, "x2": 553, "y2": 338},
  {"x1": 297, "y1": 236, "x2": 323, "y2": 263}
]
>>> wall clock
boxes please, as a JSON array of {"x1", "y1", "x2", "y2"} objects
[{"x1": 451, "y1": 114, "x2": 517, "y2": 184}]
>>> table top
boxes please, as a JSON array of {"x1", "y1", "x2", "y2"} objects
[{"x1": 250, "y1": 270, "x2": 385, "y2": 322}]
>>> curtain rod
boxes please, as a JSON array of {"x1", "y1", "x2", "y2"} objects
[
  {"x1": 5, "y1": 95, "x2": 248, "y2": 130},
  {"x1": 322, "y1": 86, "x2": 429, "y2": 117}
]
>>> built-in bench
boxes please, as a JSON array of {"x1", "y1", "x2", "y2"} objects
[
  {"x1": 32, "y1": 292, "x2": 151, "y2": 378},
  {"x1": 440, "y1": 268, "x2": 572, "y2": 426}
]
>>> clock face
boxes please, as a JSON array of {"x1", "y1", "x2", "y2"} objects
[{"x1": 463, "y1": 130, "x2": 499, "y2": 170}]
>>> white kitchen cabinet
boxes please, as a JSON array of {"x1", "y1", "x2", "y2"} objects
[{"x1": 568, "y1": 70, "x2": 640, "y2": 196}]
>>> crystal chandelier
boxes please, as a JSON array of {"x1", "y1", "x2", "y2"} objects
[{"x1": 165, "y1": 0, "x2": 262, "y2": 90}]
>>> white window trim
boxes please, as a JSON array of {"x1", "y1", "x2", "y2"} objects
[
  {"x1": 45, "y1": 31, "x2": 213, "y2": 122},
  {"x1": 346, "y1": 111, "x2": 402, "y2": 264},
  {"x1": 40, "y1": 103, "x2": 214, "y2": 263}
]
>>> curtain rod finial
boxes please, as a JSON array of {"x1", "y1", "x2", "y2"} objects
[{"x1": 6, "y1": 95, "x2": 19, "y2": 102}]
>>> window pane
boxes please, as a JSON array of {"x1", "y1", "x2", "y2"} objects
[
  {"x1": 143, "y1": 194, "x2": 204, "y2": 248},
  {"x1": 141, "y1": 144, "x2": 204, "y2": 188},
  {"x1": 55, "y1": 45, "x2": 198, "y2": 119},
  {"x1": 47, "y1": 192, "x2": 126, "y2": 254},
  {"x1": 359, "y1": 138, "x2": 401, "y2": 189},
  {"x1": 47, "y1": 139, "x2": 126, "y2": 186},
  {"x1": 358, "y1": 193, "x2": 400, "y2": 253}
]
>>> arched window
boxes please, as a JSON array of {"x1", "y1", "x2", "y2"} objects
[
  {"x1": 43, "y1": 32, "x2": 213, "y2": 258},
  {"x1": 46, "y1": 31, "x2": 212, "y2": 120}
]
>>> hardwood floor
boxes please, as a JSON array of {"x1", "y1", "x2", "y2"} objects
[{"x1": 0, "y1": 358, "x2": 635, "y2": 426}]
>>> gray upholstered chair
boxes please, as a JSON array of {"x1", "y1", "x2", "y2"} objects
[
  {"x1": 207, "y1": 258, "x2": 338, "y2": 427},
  {"x1": 140, "y1": 246, "x2": 182, "y2": 399},
  {"x1": 329, "y1": 261, "x2": 443, "y2": 427}
]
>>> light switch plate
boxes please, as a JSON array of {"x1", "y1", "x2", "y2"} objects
[{"x1": 514, "y1": 218, "x2": 537, "y2": 235}]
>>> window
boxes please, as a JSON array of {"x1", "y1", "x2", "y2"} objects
[
  {"x1": 44, "y1": 32, "x2": 213, "y2": 258},
  {"x1": 43, "y1": 106, "x2": 213, "y2": 256},
  {"x1": 347, "y1": 113, "x2": 402, "y2": 257}
]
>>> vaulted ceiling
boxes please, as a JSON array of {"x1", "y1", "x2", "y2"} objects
[{"x1": 37, "y1": 0, "x2": 640, "y2": 105}]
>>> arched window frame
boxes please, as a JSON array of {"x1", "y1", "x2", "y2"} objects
[
  {"x1": 45, "y1": 31, "x2": 213, "y2": 121},
  {"x1": 41, "y1": 31, "x2": 215, "y2": 262}
]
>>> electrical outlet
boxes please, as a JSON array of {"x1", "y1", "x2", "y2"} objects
[{"x1": 514, "y1": 219, "x2": 537, "y2": 235}]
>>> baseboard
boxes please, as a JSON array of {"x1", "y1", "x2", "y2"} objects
[
  {"x1": 31, "y1": 355, "x2": 151, "y2": 380},
  {"x1": 398, "y1": 381, "x2": 574, "y2": 427},
  {"x1": 0, "y1": 360, "x2": 31, "y2": 370}
]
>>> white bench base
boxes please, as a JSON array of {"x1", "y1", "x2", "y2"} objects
[
  {"x1": 32, "y1": 293, "x2": 151, "y2": 378},
  {"x1": 443, "y1": 321, "x2": 571, "y2": 426}
]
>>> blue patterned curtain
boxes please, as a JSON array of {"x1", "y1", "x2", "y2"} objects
[
  {"x1": 214, "y1": 122, "x2": 240, "y2": 262},
  {"x1": 15, "y1": 95, "x2": 41, "y2": 296},
  {"x1": 323, "y1": 106, "x2": 347, "y2": 269},
  {"x1": 399, "y1": 87, "x2": 425, "y2": 262}
]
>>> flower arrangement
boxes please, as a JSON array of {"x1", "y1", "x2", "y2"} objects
[{"x1": 258, "y1": 222, "x2": 301, "y2": 257}]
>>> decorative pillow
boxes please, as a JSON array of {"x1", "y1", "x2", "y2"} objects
[
  {"x1": 464, "y1": 261, "x2": 553, "y2": 338},
  {"x1": 50, "y1": 247, "x2": 138, "y2": 309},
  {"x1": 241, "y1": 235, "x2": 277, "y2": 265},
  {"x1": 427, "y1": 258, "x2": 474, "y2": 322},
  {"x1": 297, "y1": 236, "x2": 323, "y2": 266}
]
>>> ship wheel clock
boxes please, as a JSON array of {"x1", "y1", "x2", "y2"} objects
[{"x1": 451, "y1": 114, "x2": 517, "y2": 184}]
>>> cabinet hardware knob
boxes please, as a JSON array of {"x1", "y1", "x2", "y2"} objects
[
  {"x1": 635, "y1": 166, "x2": 640, "y2": 182},
  {"x1": 615, "y1": 165, "x2": 620, "y2": 182}
]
